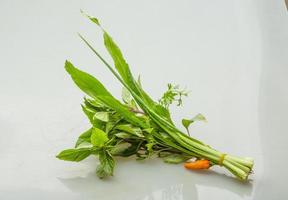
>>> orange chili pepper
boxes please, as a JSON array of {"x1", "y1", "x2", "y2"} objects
[{"x1": 184, "y1": 159, "x2": 210, "y2": 170}]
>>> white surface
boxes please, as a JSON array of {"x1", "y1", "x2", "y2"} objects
[{"x1": 0, "y1": 0, "x2": 287, "y2": 199}]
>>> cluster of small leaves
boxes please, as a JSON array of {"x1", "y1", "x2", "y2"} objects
[
  {"x1": 159, "y1": 84, "x2": 188, "y2": 109},
  {"x1": 57, "y1": 89, "x2": 193, "y2": 178}
]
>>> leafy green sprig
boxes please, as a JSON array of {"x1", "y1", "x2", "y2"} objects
[{"x1": 57, "y1": 12, "x2": 254, "y2": 180}]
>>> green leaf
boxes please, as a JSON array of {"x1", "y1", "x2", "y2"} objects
[
  {"x1": 162, "y1": 154, "x2": 190, "y2": 164},
  {"x1": 153, "y1": 104, "x2": 174, "y2": 125},
  {"x1": 102, "y1": 31, "x2": 158, "y2": 109},
  {"x1": 182, "y1": 113, "x2": 207, "y2": 132},
  {"x1": 115, "y1": 124, "x2": 144, "y2": 138},
  {"x1": 122, "y1": 142, "x2": 142, "y2": 157},
  {"x1": 65, "y1": 60, "x2": 147, "y2": 129},
  {"x1": 65, "y1": 60, "x2": 113, "y2": 99},
  {"x1": 93, "y1": 112, "x2": 109, "y2": 122},
  {"x1": 146, "y1": 143, "x2": 154, "y2": 155},
  {"x1": 115, "y1": 132, "x2": 133, "y2": 139},
  {"x1": 56, "y1": 148, "x2": 92, "y2": 162},
  {"x1": 105, "y1": 112, "x2": 123, "y2": 133},
  {"x1": 121, "y1": 87, "x2": 132, "y2": 104},
  {"x1": 75, "y1": 128, "x2": 93, "y2": 148},
  {"x1": 81, "y1": 10, "x2": 100, "y2": 26},
  {"x1": 84, "y1": 97, "x2": 106, "y2": 109},
  {"x1": 110, "y1": 142, "x2": 131, "y2": 156},
  {"x1": 90, "y1": 128, "x2": 108, "y2": 147},
  {"x1": 82, "y1": 105, "x2": 105, "y2": 129},
  {"x1": 103, "y1": 32, "x2": 135, "y2": 88},
  {"x1": 143, "y1": 128, "x2": 154, "y2": 134},
  {"x1": 81, "y1": 104, "x2": 95, "y2": 122},
  {"x1": 96, "y1": 150, "x2": 115, "y2": 178}
]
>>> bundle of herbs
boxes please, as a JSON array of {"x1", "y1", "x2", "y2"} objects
[{"x1": 57, "y1": 12, "x2": 254, "y2": 180}]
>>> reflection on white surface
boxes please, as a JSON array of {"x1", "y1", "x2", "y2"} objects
[
  {"x1": 56, "y1": 158, "x2": 254, "y2": 200},
  {"x1": 139, "y1": 184, "x2": 184, "y2": 200}
]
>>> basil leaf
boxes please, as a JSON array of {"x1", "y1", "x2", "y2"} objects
[
  {"x1": 110, "y1": 142, "x2": 131, "y2": 156},
  {"x1": 75, "y1": 128, "x2": 93, "y2": 148},
  {"x1": 115, "y1": 141, "x2": 142, "y2": 157},
  {"x1": 90, "y1": 128, "x2": 108, "y2": 147},
  {"x1": 81, "y1": 105, "x2": 95, "y2": 123},
  {"x1": 56, "y1": 148, "x2": 92, "y2": 162},
  {"x1": 115, "y1": 132, "x2": 133, "y2": 139},
  {"x1": 115, "y1": 124, "x2": 144, "y2": 138},
  {"x1": 82, "y1": 105, "x2": 105, "y2": 129},
  {"x1": 96, "y1": 150, "x2": 115, "y2": 178},
  {"x1": 93, "y1": 112, "x2": 109, "y2": 122},
  {"x1": 84, "y1": 97, "x2": 106, "y2": 110}
]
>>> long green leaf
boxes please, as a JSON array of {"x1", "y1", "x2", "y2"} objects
[
  {"x1": 65, "y1": 60, "x2": 147, "y2": 128},
  {"x1": 56, "y1": 147, "x2": 93, "y2": 162}
]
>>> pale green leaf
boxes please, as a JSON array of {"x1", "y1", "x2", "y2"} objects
[
  {"x1": 115, "y1": 132, "x2": 133, "y2": 139},
  {"x1": 115, "y1": 124, "x2": 144, "y2": 138},
  {"x1": 121, "y1": 86, "x2": 132, "y2": 104},
  {"x1": 93, "y1": 112, "x2": 109, "y2": 122},
  {"x1": 82, "y1": 105, "x2": 105, "y2": 128},
  {"x1": 96, "y1": 150, "x2": 115, "y2": 178},
  {"x1": 110, "y1": 142, "x2": 131, "y2": 156},
  {"x1": 182, "y1": 113, "x2": 207, "y2": 131},
  {"x1": 90, "y1": 128, "x2": 108, "y2": 147},
  {"x1": 163, "y1": 154, "x2": 190, "y2": 164},
  {"x1": 75, "y1": 128, "x2": 93, "y2": 148},
  {"x1": 56, "y1": 148, "x2": 92, "y2": 162}
]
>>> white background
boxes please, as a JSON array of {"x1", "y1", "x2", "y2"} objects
[{"x1": 0, "y1": 0, "x2": 287, "y2": 199}]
